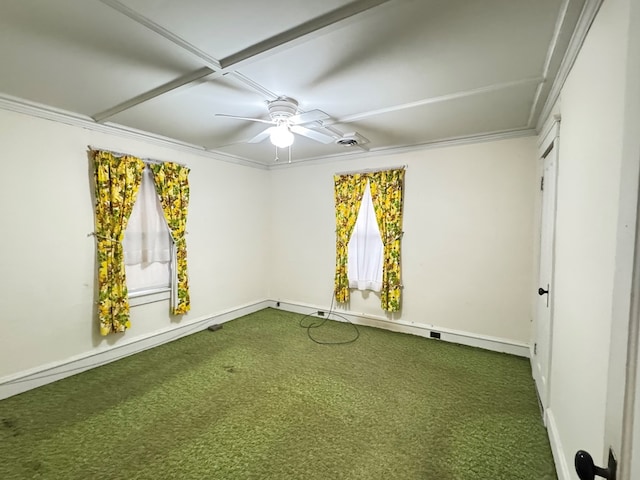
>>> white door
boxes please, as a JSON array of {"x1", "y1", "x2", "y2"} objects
[{"x1": 532, "y1": 120, "x2": 559, "y2": 420}]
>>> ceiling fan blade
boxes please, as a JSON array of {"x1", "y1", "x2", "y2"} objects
[
  {"x1": 290, "y1": 125, "x2": 336, "y2": 144},
  {"x1": 248, "y1": 126, "x2": 276, "y2": 144},
  {"x1": 214, "y1": 113, "x2": 274, "y2": 125},
  {"x1": 289, "y1": 109, "x2": 330, "y2": 125}
]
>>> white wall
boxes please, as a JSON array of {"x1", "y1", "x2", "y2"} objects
[
  {"x1": 269, "y1": 137, "x2": 538, "y2": 344},
  {"x1": 605, "y1": 0, "x2": 640, "y2": 477},
  {"x1": 0, "y1": 109, "x2": 270, "y2": 379},
  {"x1": 542, "y1": 0, "x2": 633, "y2": 476}
]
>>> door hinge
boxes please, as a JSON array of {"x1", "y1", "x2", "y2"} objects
[
  {"x1": 534, "y1": 343, "x2": 537, "y2": 355},
  {"x1": 540, "y1": 176, "x2": 544, "y2": 191}
]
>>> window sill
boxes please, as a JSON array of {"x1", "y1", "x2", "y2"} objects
[{"x1": 129, "y1": 288, "x2": 171, "y2": 307}]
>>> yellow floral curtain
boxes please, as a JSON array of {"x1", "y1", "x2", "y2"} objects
[
  {"x1": 369, "y1": 169, "x2": 405, "y2": 312},
  {"x1": 333, "y1": 173, "x2": 368, "y2": 303},
  {"x1": 93, "y1": 151, "x2": 145, "y2": 335},
  {"x1": 149, "y1": 162, "x2": 191, "y2": 315}
]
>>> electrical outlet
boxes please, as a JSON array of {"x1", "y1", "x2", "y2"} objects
[
  {"x1": 317, "y1": 311, "x2": 325, "y2": 316},
  {"x1": 430, "y1": 331, "x2": 441, "y2": 339},
  {"x1": 276, "y1": 301, "x2": 280, "y2": 307}
]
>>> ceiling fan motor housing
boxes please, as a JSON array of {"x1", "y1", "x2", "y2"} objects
[{"x1": 268, "y1": 97, "x2": 299, "y2": 121}]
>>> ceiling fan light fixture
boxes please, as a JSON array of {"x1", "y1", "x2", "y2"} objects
[{"x1": 270, "y1": 124, "x2": 294, "y2": 148}]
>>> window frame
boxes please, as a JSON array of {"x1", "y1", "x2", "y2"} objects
[
  {"x1": 347, "y1": 179, "x2": 384, "y2": 292},
  {"x1": 124, "y1": 166, "x2": 174, "y2": 307},
  {"x1": 129, "y1": 287, "x2": 171, "y2": 306}
]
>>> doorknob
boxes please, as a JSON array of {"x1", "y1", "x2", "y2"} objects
[
  {"x1": 538, "y1": 287, "x2": 549, "y2": 296},
  {"x1": 575, "y1": 449, "x2": 617, "y2": 480}
]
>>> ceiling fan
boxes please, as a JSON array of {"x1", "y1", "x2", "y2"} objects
[{"x1": 215, "y1": 97, "x2": 337, "y2": 148}]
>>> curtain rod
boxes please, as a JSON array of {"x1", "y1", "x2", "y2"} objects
[
  {"x1": 88, "y1": 146, "x2": 187, "y2": 167},
  {"x1": 334, "y1": 165, "x2": 407, "y2": 176}
]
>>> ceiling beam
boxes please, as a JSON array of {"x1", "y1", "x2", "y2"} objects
[
  {"x1": 328, "y1": 77, "x2": 545, "y2": 125},
  {"x1": 95, "y1": 0, "x2": 392, "y2": 121},
  {"x1": 92, "y1": 67, "x2": 215, "y2": 122},
  {"x1": 219, "y1": 0, "x2": 393, "y2": 69},
  {"x1": 99, "y1": 0, "x2": 222, "y2": 70},
  {"x1": 227, "y1": 72, "x2": 280, "y2": 101}
]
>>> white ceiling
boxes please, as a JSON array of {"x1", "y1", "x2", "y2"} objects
[{"x1": 0, "y1": 0, "x2": 587, "y2": 167}]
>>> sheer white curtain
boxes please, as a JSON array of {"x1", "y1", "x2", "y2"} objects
[
  {"x1": 123, "y1": 167, "x2": 172, "y2": 293},
  {"x1": 347, "y1": 180, "x2": 384, "y2": 292}
]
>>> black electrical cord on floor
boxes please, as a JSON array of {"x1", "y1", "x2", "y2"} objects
[{"x1": 298, "y1": 293, "x2": 359, "y2": 345}]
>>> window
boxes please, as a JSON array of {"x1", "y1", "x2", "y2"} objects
[
  {"x1": 93, "y1": 149, "x2": 191, "y2": 334},
  {"x1": 347, "y1": 180, "x2": 384, "y2": 292},
  {"x1": 122, "y1": 167, "x2": 172, "y2": 302},
  {"x1": 334, "y1": 168, "x2": 404, "y2": 312}
]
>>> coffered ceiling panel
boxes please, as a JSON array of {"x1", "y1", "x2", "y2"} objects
[
  {"x1": 0, "y1": 0, "x2": 588, "y2": 167},
  {"x1": 341, "y1": 82, "x2": 538, "y2": 150},
  {"x1": 0, "y1": 0, "x2": 203, "y2": 115},
  {"x1": 238, "y1": 0, "x2": 559, "y2": 116},
  {"x1": 118, "y1": 0, "x2": 354, "y2": 60},
  {"x1": 108, "y1": 76, "x2": 268, "y2": 148},
  {"x1": 211, "y1": 81, "x2": 537, "y2": 163}
]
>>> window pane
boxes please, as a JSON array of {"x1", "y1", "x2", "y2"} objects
[
  {"x1": 348, "y1": 180, "x2": 384, "y2": 292},
  {"x1": 123, "y1": 168, "x2": 172, "y2": 294},
  {"x1": 126, "y1": 261, "x2": 171, "y2": 292}
]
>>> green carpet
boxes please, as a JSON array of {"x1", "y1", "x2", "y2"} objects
[{"x1": 0, "y1": 308, "x2": 556, "y2": 479}]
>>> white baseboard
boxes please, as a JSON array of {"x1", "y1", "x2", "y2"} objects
[
  {"x1": 0, "y1": 300, "x2": 270, "y2": 400},
  {"x1": 270, "y1": 300, "x2": 530, "y2": 357},
  {"x1": 0, "y1": 299, "x2": 530, "y2": 401},
  {"x1": 547, "y1": 408, "x2": 571, "y2": 480}
]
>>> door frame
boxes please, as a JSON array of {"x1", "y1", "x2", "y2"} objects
[
  {"x1": 532, "y1": 115, "x2": 561, "y2": 420},
  {"x1": 611, "y1": 146, "x2": 640, "y2": 480},
  {"x1": 617, "y1": 141, "x2": 640, "y2": 480},
  {"x1": 623, "y1": 194, "x2": 640, "y2": 478},
  {"x1": 606, "y1": 1, "x2": 640, "y2": 477}
]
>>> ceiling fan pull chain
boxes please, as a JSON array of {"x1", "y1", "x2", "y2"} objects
[{"x1": 274, "y1": 145, "x2": 279, "y2": 162}]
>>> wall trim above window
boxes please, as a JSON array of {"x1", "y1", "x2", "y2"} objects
[
  {"x1": 88, "y1": 145, "x2": 188, "y2": 168},
  {"x1": 335, "y1": 164, "x2": 407, "y2": 176}
]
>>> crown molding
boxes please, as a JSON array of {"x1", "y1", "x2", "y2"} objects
[
  {"x1": 527, "y1": 0, "x2": 571, "y2": 127},
  {"x1": 269, "y1": 128, "x2": 537, "y2": 170},
  {"x1": 538, "y1": 114, "x2": 562, "y2": 148},
  {"x1": 536, "y1": 0, "x2": 605, "y2": 131},
  {"x1": 0, "y1": 93, "x2": 268, "y2": 170},
  {"x1": 0, "y1": 92, "x2": 537, "y2": 171}
]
